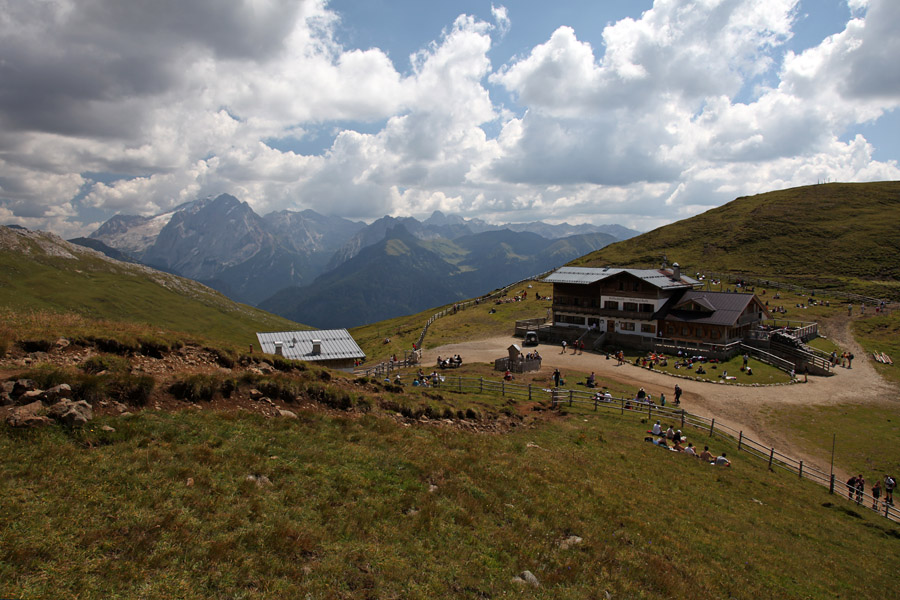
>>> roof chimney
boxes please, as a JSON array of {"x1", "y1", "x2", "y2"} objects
[
  {"x1": 274, "y1": 341, "x2": 284, "y2": 356},
  {"x1": 312, "y1": 339, "x2": 322, "y2": 355},
  {"x1": 672, "y1": 262, "x2": 681, "y2": 281}
]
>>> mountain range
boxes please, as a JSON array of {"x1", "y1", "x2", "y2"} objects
[{"x1": 84, "y1": 194, "x2": 638, "y2": 327}]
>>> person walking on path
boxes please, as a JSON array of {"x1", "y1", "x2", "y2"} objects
[
  {"x1": 553, "y1": 368, "x2": 561, "y2": 388},
  {"x1": 885, "y1": 475, "x2": 895, "y2": 505},
  {"x1": 674, "y1": 384, "x2": 682, "y2": 406},
  {"x1": 847, "y1": 475, "x2": 858, "y2": 500},
  {"x1": 855, "y1": 474, "x2": 865, "y2": 505},
  {"x1": 872, "y1": 480, "x2": 882, "y2": 510},
  {"x1": 560, "y1": 340, "x2": 567, "y2": 354}
]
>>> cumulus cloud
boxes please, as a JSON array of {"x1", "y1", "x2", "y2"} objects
[{"x1": 0, "y1": 0, "x2": 898, "y2": 237}]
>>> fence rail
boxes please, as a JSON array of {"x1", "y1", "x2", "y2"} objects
[{"x1": 410, "y1": 375, "x2": 899, "y2": 524}]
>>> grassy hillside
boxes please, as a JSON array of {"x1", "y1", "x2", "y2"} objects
[
  {"x1": 2, "y1": 407, "x2": 897, "y2": 599},
  {"x1": 0, "y1": 227, "x2": 302, "y2": 349},
  {"x1": 571, "y1": 182, "x2": 900, "y2": 298}
]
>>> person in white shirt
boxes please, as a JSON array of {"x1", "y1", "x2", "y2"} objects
[
  {"x1": 684, "y1": 443, "x2": 697, "y2": 456},
  {"x1": 715, "y1": 453, "x2": 731, "y2": 467},
  {"x1": 652, "y1": 421, "x2": 662, "y2": 436}
]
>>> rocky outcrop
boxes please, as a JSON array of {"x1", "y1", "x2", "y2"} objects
[
  {"x1": 6, "y1": 401, "x2": 52, "y2": 427},
  {"x1": 46, "y1": 399, "x2": 93, "y2": 426}
]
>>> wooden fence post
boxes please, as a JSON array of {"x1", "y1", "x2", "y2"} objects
[
  {"x1": 620, "y1": 398, "x2": 624, "y2": 414},
  {"x1": 681, "y1": 410, "x2": 685, "y2": 428},
  {"x1": 647, "y1": 402, "x2": 652, "y2": 419},
  {"x1": 709, "y1": 418, "x2": 715, "y2": 437},
  {"x1": 569, "y1": 390, "x2": 573, "y2": 407},
  {"x1": 480, "y1": 377, "x2": 483, "y2": 393},
  {"x1": 738, "y1": 431, "x2": 743, "y2": 451},
  {"x1": 458, "y1": 376, "x2": 462, "y2": 393},
  {"x1": 829, "y1": 474, "x2": 835, "y2": 494},
  {"x1": 768, "y1": 447, "x2": 775, "y2": 471},
  {"x1": 528, "y1": 384, "x2": 532, "y2": 401},
  {"x1": 501, "y1": 381, "x2": 505, "y2": 397},
  {"x1": 799, "y1": 460, "x2": 803, "y2": 479}
]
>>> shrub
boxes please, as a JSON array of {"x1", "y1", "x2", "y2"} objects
[
  {"x1": 169, "y1": 374, "x2": 222, "y2": 402},
  {"x1": 81, "y1": 354, "x2": 130, "y2": 374},
  {"x1": 258, "y1": 377, "x2": 304, "y2": 403},
  {"x1": 206, "y1": 347, "x2": 236, "y2": 369},
  {"x1": 105, "y1": 373, "x2": 156, "y2": 406}
]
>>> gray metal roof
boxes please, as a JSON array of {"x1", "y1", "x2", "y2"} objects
[
  {"x1": 657, "y1": 291, "x2": 764, "y2": 326},
  {"x1": 256, "y1": 329, "x2": 365, "y2": 362},
  {"x1": 543, "y1": 266, "x2": 698, "y2": 289}
]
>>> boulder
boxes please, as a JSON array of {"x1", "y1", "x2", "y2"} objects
[
  {"x1": 1, "y1": 381, "x2": 15, "y2": 395},
  {"x1": 511, "y1": 570, "x2": 540, "y2": 587},
  {"x1": 0, "y1": 391, "x2": 13, "y2": 406},
  {"x1": 17, "y1": 389, "x2": 45, "y2": 405},
  {"x1": 6, "y1": 400, "x2": 52, "y2": 428},
  {"x1": 278, "y1": 409, "x2": 298, "y2": 419},
  {"x1": 44, "y1": 384, "x2": 73, "y2": 403},
  {"x1": 559, "y1": 535, "x2": 583, "y2": 551},
  {"x1": 12, "y1": 379, "x2": 36, "y2": 397},
  {"x1": 47, "y1": 399, "x2": 93, "y2": 426}
]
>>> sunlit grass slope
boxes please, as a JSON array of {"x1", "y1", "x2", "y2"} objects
[
  {"x1": 1, "y1": 409, "x2": 897, "y2": 599},
  {"x1": 571, "y1": 182, "x2": 900, "y2": 298},
  {"x1": 0, "y1": 227, "x2": 302, "y2": 349}
]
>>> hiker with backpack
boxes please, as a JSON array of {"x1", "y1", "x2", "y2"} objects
[{"x1": 885, "y1": 475, "x2": 895, "y2": 505}]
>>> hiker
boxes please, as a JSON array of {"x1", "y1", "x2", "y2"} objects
[
  {"x1": 553, "y1": 368, "x2": 561, "y2": 388},
  {"x1": 855, "y1": 474, "x2": 865, "y2": 504},
  {"x1": 885, "y1": 475, "x2": 896, "y2": 505},
  {"x1": 659, "y1": 392, "x2": 666, "y2": 407},
  {"x1": 847, "y1": 352, "x2": 854, "y2": 368},
  {"x1": 674, "y1": 384, "x2": 682, "y2": 405},
  {"x1": 872, "y1": 480, "x2": 882, "y2": 510},
  {"x1": 847, "y1": 475, "x2": 858, "y2": 500},
  {"x1": 561, "y1": 340, "x2": 567, "y2": 354}
]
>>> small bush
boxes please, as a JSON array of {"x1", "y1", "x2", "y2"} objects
[
  {"x1": 105, "y1": 373, "x2": 155, "y2": 406},
  {"x1": 81, "y1": 354, "x2": 130, "y2": 374},
  {"x1": 207, "y1": 347, "x2": 236, "y2": 369},
  {"x1": 169, "y1": 374, "x2": 222, "y2": 402},
  {"x1": 258, "y1": 377, "x2": 304, "y2": 403}
]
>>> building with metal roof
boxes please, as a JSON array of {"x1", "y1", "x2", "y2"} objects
[
  {"x1": 256, "y1": 329, "x2": 365, "y2": 371},
  {"x1": 540, "y1": 263, "x2": 768, "y2": 356}
]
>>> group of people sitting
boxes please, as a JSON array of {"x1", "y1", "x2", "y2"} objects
[
  {"x1": 522, "y1": 350, "x2": 542, "y2": 361},
  {"x1": 436, "y1": 355, "x2": 463, "y2": 369},
  {"x1": 645, "y1": 420, "x2": 731, "y2": 466},
  {"x1": 397, "y1": 368, "x2": 444, "y2": 387},
  {"x1": 636, "y1": 353, "x2": 669, "y2": 369}
]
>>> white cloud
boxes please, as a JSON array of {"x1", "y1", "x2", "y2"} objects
[{"x1": 0, "y1": 0, "x2": 897, "y2": 238}]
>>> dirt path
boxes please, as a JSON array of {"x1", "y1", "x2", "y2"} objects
[{"x1": 427, "y1": 319, "x2": 897, "y2": 478}]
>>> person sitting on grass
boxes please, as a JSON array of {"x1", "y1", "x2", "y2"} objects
[
  {"x1": 672, "y1": 439, "x2": 685, "y2": 452},
  {"x1": 665, "y1": 425, "x2": 676, "y2": 440},
  {"x1": 715, "y1": 453, "x2": 731, "y2": 467},
  {"x1": 586, "y1": 372, "x2": 596, "y2": 388},
  {"x1": 652, "y1": 420, "x2": 662, "y2": 436},
  {"x1": 699, "y1": 446, "x2": 715, "y2": 462},
  {"x1": 684, "y1": 443, "x2": 697, "y2": 456}
]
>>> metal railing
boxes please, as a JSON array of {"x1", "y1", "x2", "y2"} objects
[{"x1": 399, "y1": 375, "x2": 899, "y2": 524}]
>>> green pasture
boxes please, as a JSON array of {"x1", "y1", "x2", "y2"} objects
[{"x1": 2, "y1": 409, "x2": 897, "y2": 599}]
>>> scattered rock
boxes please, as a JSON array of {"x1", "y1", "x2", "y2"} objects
[
  {"x1": 404, "y1": 507, "x2": 419, "y2": 516},
  {"x1": 6, "y1": 400, "x2": 52, "y2": 428},
  {"x1": 559, "y1": 535, "x2": 583, "y2": 550},
  {"x1": 55, "y1": 337, "x2": 70, "y2": 348},
  {"x1": 1, "y1": 381, "x2": 15, "y2": 395},
  {"x1": 112, "y1": 401, "x2": 129, "y2": 413},
  {"x1": 100, "y1": 425, "x2": 116, "y2": 432},
  {"x1": 120, "y1": 411, "x2": 134, "y2": 417},
  {"x1": 47, "y1": 399, "x2": 93, "y2": 426},
  {"x1": 17, "y1": 389, "x2": 45, "y2": 405},
  {"x1": 0, "y1": 392, "x2": 13, "y2": 406},
  {"x1": 12, "y1": 379, "x2": 36, "y2": 397},
  {"x1": 249, "y1": 388, "x2": 263, "y2": 400},
  {"x1": 428, "y1": 484, "x2": 438, "y2": 493},
  {"x1": 246, "y1": 474, "x2": 272, "y2": 488},
  {"x1": 511, "y1": 570, "x2": 540, "y2": 587},
  {"x1": 186, "y1": 477, "x2": 195, "y2": 487},
  {"x1": 44, "y1": 383, "x2": 72, "y2": 403},
  {"x1": 278, "y1": 409, "x2": 298, "y2": 419}
]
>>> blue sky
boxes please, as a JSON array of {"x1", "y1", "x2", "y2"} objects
[{"x1": 1, "y1": 0, "x2": 898, "y2": 237}]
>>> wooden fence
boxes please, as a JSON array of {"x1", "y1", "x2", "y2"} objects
[{"x1": 420, "y1": 376, "x2": 899, "y2": 524}]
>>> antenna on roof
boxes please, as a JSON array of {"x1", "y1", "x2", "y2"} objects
[{"x1": 662, "y1": 254, "x2": 668, "y2": 269}]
